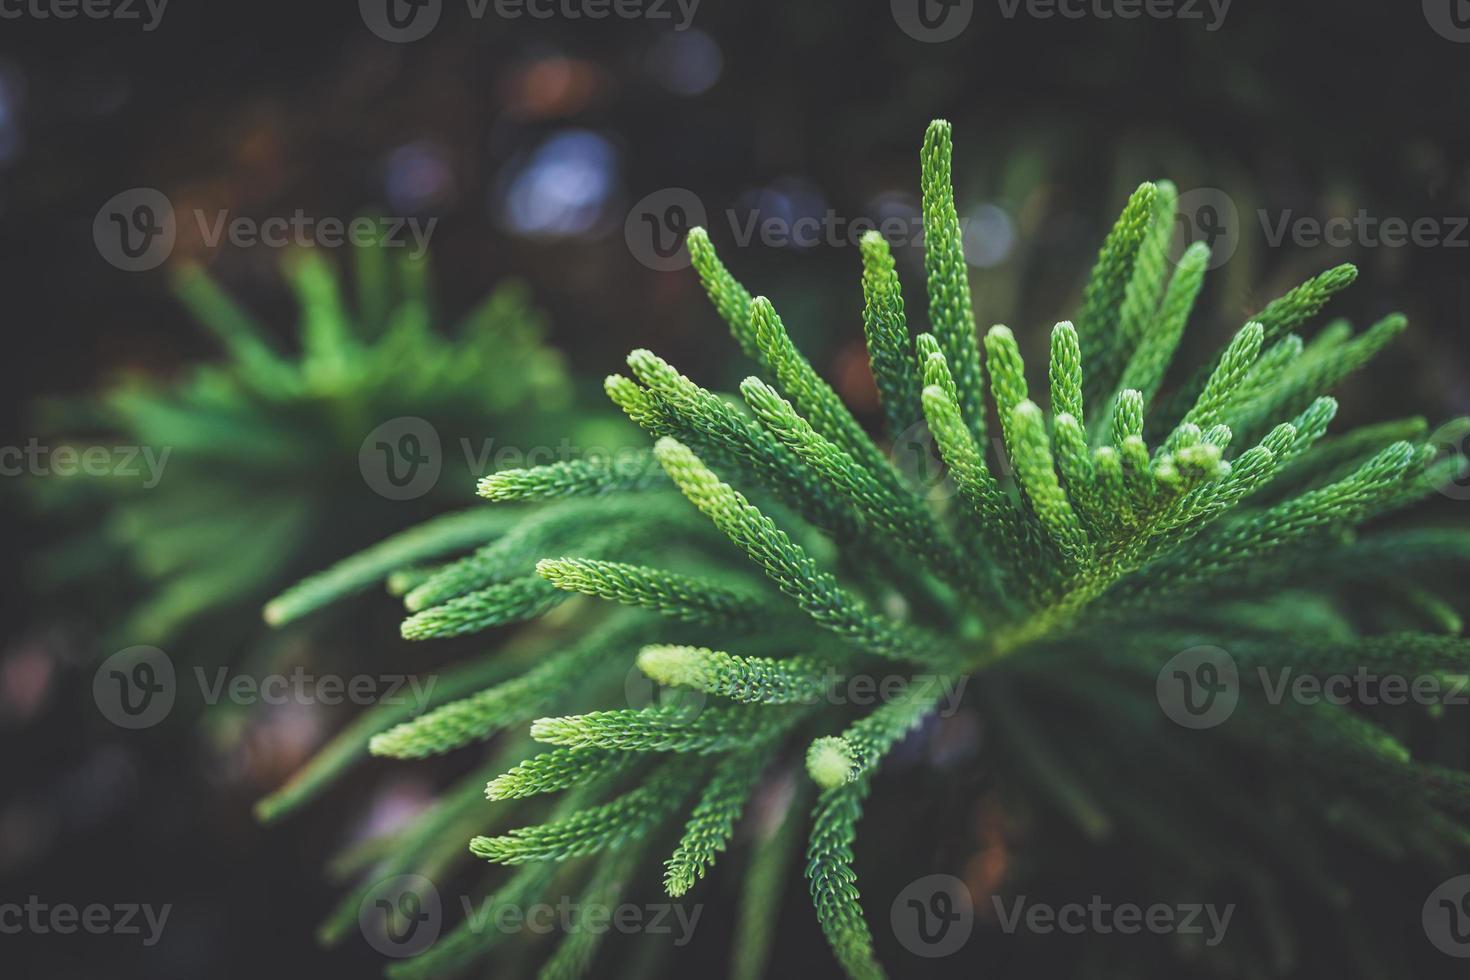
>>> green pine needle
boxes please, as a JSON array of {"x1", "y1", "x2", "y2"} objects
[{"x1": 258, "y1": 120, "x2": 1470, "y2": 980}]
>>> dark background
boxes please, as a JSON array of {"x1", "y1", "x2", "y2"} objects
[{"x1": 2, "y1": 1, "x2": 1469, "y2": 977}]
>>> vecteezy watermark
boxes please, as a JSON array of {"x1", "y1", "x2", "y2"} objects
[
  {"x1": 1424, "y1": 875, "x2": 1470, "y2": 957},
  {"x1": 0, "y1": 897, "x2": 171, "y2": 947},
  {"x1": 890, "y1": 420, "x2": 1017, "y2": 504},
  {"x1": 992, "y1": 895, "x2": 1235, "y2": 945},
  {"x1": 1259, "y1": 210, "x2": 1470, "y2": 250},
  {"x1": 1424, "y1": 418, "x2": 1470, "y2": 501},
  {"x1": 359, "y1": 419, "x2": 659, "y2": 501},
  {"x1": 94, "y1": 188, "x2": 436, "y2": 272},
  {"x1": 359, "y1": 0, "x2": 698, "y2": 43},
  {"x1": 625, "y1": 663, "x2": 709, "y2": 714},
  {"x1": 94, "y1": 646, "x2": 437, "y2": 729},
  {"x1": 995, "y1": 0, "x2": 1230, "y2": 30},
  {"x1": 891, "y1": 874, "x2": 975, "y2": 958},
  {"x1": 1170, "y1": 189, "x2": 1470, "y2": 269},
  {"x1": 93, "y1": 647, "x2": 176, "y2": 730},
  {"x1": 627, "y1": 667, "x2": 968, "y2": 720},
  {"x1": 891, "y1": 421, "x2": 958, "y2": 503},
  {"x1": 890, "y1": 0, "x2": 974, "y2": 44},
  {"x1": 1156, "y1": 646, "x2": 1239, "y2": 729},
  {"x1": 805, "y1": 672, "x2": 969, "y2": 714},
  {"x1": 0, "y1": 0, "x2": 168, "y2": 31},
  {"x1": 624, "y1": 189, "x2": 950, "y2": 271},
  {"x1": 358, "y1": 874, "x2": 702, "y2": 959},
  {"x1": 1172, "y1": 187, "x2": 1241, "y2": 270},
  {"x1": 1256, "y1": 667, "x2": 1469, "y2": 708},
  {"x1": 360, "y1": 417, "x2": 444, "y2": 501},
  {"x1": 0, "y1": 439, "x2": 171, "y2": 487},
  {"x1": 1424, "y1": 0, "x2": 1470, "y2": 43},
  {"x1": 93, "y1": 188, "x2": 175, "y2": 272},
  {"x1": 361, "y1": 876, "x2": 443, "y2": 958},
  {"x1": 460, "y1": 895, "x2": 702, "y2": 944},
  {"x1": 625, "y1": 188, "x2": 708, "y2": 272}
]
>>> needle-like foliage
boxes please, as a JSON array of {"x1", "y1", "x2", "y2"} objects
[
  {"x1": 30, "y1": 240, "x2": 582, "y2": 653},
  {"x1": 263, "y1": 122, "x2": 1470, "y2": 979}
]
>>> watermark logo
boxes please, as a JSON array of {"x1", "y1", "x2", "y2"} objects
[
  {"x1": 891, "y1": 0, "x2": 973, "y2": 43},
  {"x1": 1172, "y1": 187, "x2": 1239, "y2": 270},
  {"x1": 0, "y1": 0, "x2": 168, "y2": 31},
  {"x1": 625, "y1": 188, "x2": 707, "y2": 271},
  {"x1": 1424, "y1": 0, "x2": 1470, "y2": 42},
  {"x1": 460, "y1": 894, "x2": 702, "y2": 943},
  {"x1": 358, "y1": 876, "x2": 703, "y2": 954},
  {"x1": 362, "y1": 0, "x2": 698, "y2": 43},
  {"x1": 94, "y1": 188, "x2": 175, "y2": 272},
  {"x1": 890, "y1": 422, "x2": 959, "y2": 502},
  {"x1": 360, "y1": 875, "x2": 443, "y2": 958},
  {"x1": 1259, "y1": 210, "x2": 1469, "y2": 250},
  {"x1": 1424, "y1": 418, "x2": 1470, "y2": 501},
  {"x1": 993, "y1": 895, "x2": 1234, "y2": 945},
  {"x1": 625, "y1": 663, "x2": 708, "y2": 716},
  {"x1": 625, "y1": 192, "x2": 956, "y2": 270},
  {"x1": 890, "y1": 421, "x2": 1015, "y2": 502},
  {"x1": 1424, "y1": 875, "x2": 1470, "y2": 957},
  {"x1": 360, "y1": 417, "x2": 443, "y2": 500},
  {"x1": 0, "y1": 897, "x2": 171, "y2": 947},
  {"x1": 1, "y1": 439, "x2": 171, "y2": 486},
  {"x1": 1257, "y1": 667, "x2": 1468, "y2": 708},
  {"x1": 95, "y1": 190, "x2": 437, "y2": 272},
  {"x1": 95, "y1": 648, "x2": 437, "y2": 729},
  {"x1": 996, "y1": 0, "x2": 1230, "y2": 30},
  {"x1": 1156, "y1": 645, "x2": 1238, "y2": 729},
  {"x1": 93, "y1": 646, "x2": 176, "y2": 730},
  {"x1": 891, "y1": 874, "x2": 974, "y2": 957},
  {"x1": 360, "y1": 0, "x2": 443, "y2": 42}
]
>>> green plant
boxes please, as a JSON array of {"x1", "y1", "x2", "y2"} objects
[
  {"x1": 265, "y1": 122, "x2": 1470, "y2": 978},
  {"x1": 29, "y1": 240, "x2": 604, "y2": 659}
]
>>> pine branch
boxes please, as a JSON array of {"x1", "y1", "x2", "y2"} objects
[
  {"x1": 637, "y1": 645, "x2": 834, "y2": 704},
  {"x1": 530, "y1": 703, "x2": 800, "y2": 754},
  {"x1": 370, "y1": 615, "x2": 654, "y2": 758},
  {"x1": 653, "y1": 437, "x2": 951, "y2": 663},
  {"x1": 805, "y1": 674, "x2": 952, "y2": 788},
  {"x1": 486, "y1": 747, "x2": 633, "y2": 801},
  {"x1": 537, "y1": 557, "x2": 768, "y2": 624},
  {"x1": 478, "y1": 452, "x2": 667, "y2": 502},
  {"x1": 920, "y1": 120, "x2": 986, "y2": 443},
  {"x1": 471, "y1": 757, "x2": 699, "y2": 863},
  {"x1": 665, "y1": 744, "x2": 775, "y2": 896},
  {"x1": 1077, "y1": 181, "x2": 1158, "y2": 410},
  {"x1": 806, "y1": 779, "x2": 884, "y2": 980},
  {"x1": 263, "y1": 508, "x2": 514, "y2": 625},
  {"x1": 860, "y1": 230, "x2": 923, "y2": 440}
]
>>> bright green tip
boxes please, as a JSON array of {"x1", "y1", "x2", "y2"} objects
[
  {"x1": 384, "y1": 569, "x2": 416, "y2": 596},
  {"x1": 366, "y1": 730, "x2": 406, "y2": 758},
  {"x1": 476, "y1": 471, "x2": 516, "y2": 500},
  {"x1": 652, "y1": 436, "x2": 692, "y2": 466},
  {"x1": 1013, "y1": 399, "x2": 1044, "y2": 423},
  {"x1": 262, "y1": 600, "x2": 286, "y2": 626},
  {"x1": 807, "y1": 736, "x2": 855, "y2": 789},
  {"x1": 626, "y1": 348, "x2": 659, "y2": 370},
  {"x1": 637, "y1": 645, "x2": 709, "y2": 690}
]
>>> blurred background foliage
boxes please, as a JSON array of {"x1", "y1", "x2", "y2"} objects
[{"x1": 2, "y1": 1, "x2": 1468, "y2": 977}]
